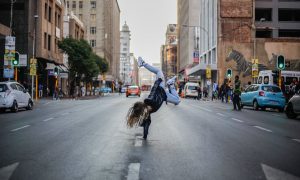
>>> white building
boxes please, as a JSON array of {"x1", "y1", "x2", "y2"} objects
[{"x1": 120, "y1": 22, "x2": 131, "y2": 85}]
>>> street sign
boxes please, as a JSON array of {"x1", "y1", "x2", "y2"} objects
[
  {"x1": 19, "y1": 54, "x2": 28, "y2": 67},
  {"x1": 3, "y1": 68, "x2": 14, "y2": 78},
  {"x1": 252, "y1": 59, "x2": 259, "y2": 78},
  {"x1": 193, "y1": 51, "x2": 199, "y2": 63},
  {"x1": 206, "y1": 65, "x2": 211, "y2": 79}
]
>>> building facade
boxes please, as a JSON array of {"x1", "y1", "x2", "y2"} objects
[
  {"x1": 0, "y1": 0, "x2": 66, "y2": 97},
  {"x1": 177, "y1": 0, "x2": 200, "y2": 82},
  {"x1": 120, "y1": 22, "x2": 131, "y2": 85},
  {"x1": 66, "y1": 0, "x2": 120, "y2": 87},
  {"x1": 161, "y1": 24, "x2": 178, "y2": 79},
  {"x1": 185, "y1": 0, "x2": 300, "y2": 88}
]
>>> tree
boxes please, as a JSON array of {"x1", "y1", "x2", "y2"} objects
[{"x1": 58, "y1": 38, "x2": 109, "y2": 96}]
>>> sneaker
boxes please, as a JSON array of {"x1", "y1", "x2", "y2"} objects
[
  {"x1": 137, "y1": 57, "x2": 145, "y2": 67},
  {"x1": 167, "y1": 76, "x2": 177, "y2": 86}
]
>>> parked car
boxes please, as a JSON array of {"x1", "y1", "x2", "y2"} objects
[
  {"x1": 0, "y1": 81, "x2": 33, "y2": 112},
  {"x1": 126, "y1": 85, "x2": 141, "y2": 97},
  {"x1": 286, "y1": 92, "x2": 300, "y2": 119},
  {"x1": 100, "y1": 87, "x2": 112, "y2": 93},
  {"x1": 240, "y1": 84, "x2": 285, "y2": 112},
  {"x1": 183, "y1": 82, "x2": 200, "y2": 99}
]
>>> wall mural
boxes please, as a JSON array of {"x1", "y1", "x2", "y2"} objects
[{"x1": 225, "y1": 49, "x2": 268, "y2": 77}]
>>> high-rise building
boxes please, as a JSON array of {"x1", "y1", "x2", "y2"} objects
[
  {"x1": 161, "y1": 24, "x2": 177, "y2": 78},
  {"x1": 177, "y1": 0, "x2": 201, "y2": 82},
  {"x1": 120, "y1": 22, "x2": 131, "y2": 85},
  {"x1": 66, "y1": 0, "x2": 120, "y2": 87}
]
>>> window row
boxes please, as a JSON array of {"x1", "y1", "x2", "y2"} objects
[
  {"x1": 66, "y1": 1, "x2": 96, "y2": 9},
  {"x1": 255, "y1": 8, "x2": 300, "y2": 21},
  {"x1": 256, "y1": 29, "x2": 300, "y2": 38},
  {"x1": 44, "y1": 3, "x2": 62, "y2": 28}
]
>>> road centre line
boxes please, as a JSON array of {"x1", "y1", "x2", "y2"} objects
[
  {"x1": 217, "y1": 113, "x2": 226, "y2": 117},
  {"x1": 253, "y1": 126, "x2": 272, "y2": 133},
  {"x1": 43, "y1": 117, "x2": 54, "y2": 122},
  {"x1": 190, "y1": 105, "x2": 212, "y2": 112},
  {"x1": 11, "y1": 125, "x2": 30, "y2": 132},
  {"x1": 231, "y1": 118, "x2": 244, "y2": 123},
  {"x1": 292, "y1": 139, "x2": 300, "y2": 143},
  {"x1": 127, "y1": 163, "x2": 140, "y2": 180},
  {"x1": 61, "y1": 112, "x2": 70, "y2": 116},
  {"x1": 271, "y1": 114, "x2": 281, "y2": 117}
]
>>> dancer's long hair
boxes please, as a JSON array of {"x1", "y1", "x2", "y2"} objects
[{"x1": 126, "y1": 101, "x2": 149, "y2": 128}]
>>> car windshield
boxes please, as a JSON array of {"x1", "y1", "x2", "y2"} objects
[
  {"x1": 188, "y1": 86, "x2": 198, "y2": 90},
  {"x1": 129, "y1": 87, "x2": 138, "y2": 90},
  {"x1": 0, "y1": 84, "x2": 8, "y2": 92},
  {"x1": 262, "y1": 86, "x2": 281, "y2": 93}
]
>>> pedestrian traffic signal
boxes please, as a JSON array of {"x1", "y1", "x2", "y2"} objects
[
  {"x1": 54, "y1": 67, "x2": 59, "y2": 76},
  {"x1": 12, "y1": 52, "x2": 19, "y2": 66},
  {"x1": 226, "y1": 68, "x2": 232, "y2": 78},
  {"x1": 277, "y1": 55, "x2": 285, "y2": 70}
]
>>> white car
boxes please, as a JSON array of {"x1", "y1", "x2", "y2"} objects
[
  {"x1": 184, "y1": 82, "x2": 200, "y2": 99},
  {"x1": 0, "y1": 81, "x2": 33, "y2": 112},
  {"x1": 286, "y1": 92, "x2": 300, "y2": 119}
]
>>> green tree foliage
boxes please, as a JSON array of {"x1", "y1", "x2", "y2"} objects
[{"x1": 58, "y1": 38, "x2": 109, "y2": 96}]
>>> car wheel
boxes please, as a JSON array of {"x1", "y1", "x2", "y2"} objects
[
  {"x1": 278, "y1": 108, "x2": 284, "y2": 113},
  {"x1": 240, "y1": 102, "x2": 244, "y2": 109},
  {"x1": 26, "y1": 99, "x2": 33, "y2": 110},
  {"x1": 253, "y1": 100, "x2": 259, "y2": 111},
  {"x1": 11, "y1": 100, "x2": 18, "y2": 113},
  {"x1": 286, "y1": 103, "x2": 297, "y2": 119},
  {"x1": 261, "y1": 107, "x2": 266, "y2": 111}
]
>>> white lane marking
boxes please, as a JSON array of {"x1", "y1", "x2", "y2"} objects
[
  {"x1": 134, "y1": 136, "x2": 143, "y2": 147},
  {"x1": 43, "y1": 117, "x2": 54, "y2": 122},
  {"x1": 61, "y1": 112, "x2": 69, "y2": 116},
  {"x1": 44, "y1": 101, "x2": 53, "y2": 105},
  {"x1": 262, "y1": 163, "x2": 300, "y2": 180},
  {"x1": 190, "y1": 105, "x2": 212, "y2": 112},
  {"x1": 231, "y1": 118, "x2": 244, "y2": 123},
  {"x1": 253, "y1": 126, "x2": 272, "y2": 133},
  {"x1": 292, "y1": 139, "x2": 300, "y2": 143},
  {"x1": 11, "y1": 125, "x2": 30, "y2": 132},
  {"x1": 0, "y1": 162, "x2": 19, "y2": 180},
  {"x1": 271, "y1": 114, "x2": 281, "y2": 117},
  {"x1": 217, "y1": 113, "x2": 226, "y2": 117},
  {"x1": 127, "y1": 163, "x2": 140, "y2": 180}
]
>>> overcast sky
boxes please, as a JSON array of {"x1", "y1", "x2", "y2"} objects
[{"x1": 118, "y1": 0, "x2": 177, "y2": 64}]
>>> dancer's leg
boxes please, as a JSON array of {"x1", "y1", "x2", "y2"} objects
[
  {"x1": 166, "y1": 85, "x2": 180, "y2": 105},
  {"x1": 143, "y1": 63, "x2": 165, "y2": 87}
]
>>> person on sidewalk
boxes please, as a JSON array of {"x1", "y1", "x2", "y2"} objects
[
  {"x1": 38, "y1": 84, "x2": 43, "y2": 98},
  {"x1": 126, "y1": 57, "x2": 181, "y2": 139},
  {"x1": 232, "y1": 75, "x2": 242, "y2": 111}
]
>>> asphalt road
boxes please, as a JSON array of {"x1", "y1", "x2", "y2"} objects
[{"x1": 0, "y1": 94, "x2": 300, "y2": 180}]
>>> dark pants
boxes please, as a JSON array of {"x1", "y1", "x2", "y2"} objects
[
  {"x1": 233, "y1": 93, "x2": 241, "y2": 110},
  {"x1": 142, "y1": 119, "x2": 151, "y2": 139}
]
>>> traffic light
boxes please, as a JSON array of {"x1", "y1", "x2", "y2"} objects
[
  {"x1": 277, "y1": 55, "x2": 285, "y2": 70},
  {"x1": 272, "y1": 70, "x2": 279, "y2": 85},
  {"x1": 54, "y1": 67, "x2": 59, "y2": 76},
  {"x1": 226, "y1": 68, "x2": 232, "y2": 78},
  {"x1": 12, "y1": 52, "x2": 19, "y2": 66}
]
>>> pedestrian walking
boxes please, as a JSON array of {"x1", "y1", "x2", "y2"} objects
[
  {"x1": 126, "y1": 57, "x2": 180, "y2": 140},
  {"x1": 212, "y1": 81, "x2": 218, "y2": 101},
  {"x1": 38, "y1": 84, "x2": 43, "y2": 98},
  {"x1": 119, "y1": 86, "x2": 122, "y2": 95},
  {"x1": 232, "y1": 75, "x2": 241, "y2": 110},
  {"x1": 197, "y1": 86, "x2": 202, "y2": 100}
]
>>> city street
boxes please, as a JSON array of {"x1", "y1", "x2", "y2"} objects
[{"x1": 0, "y1": 94, "x2": 300, "y2": 180}]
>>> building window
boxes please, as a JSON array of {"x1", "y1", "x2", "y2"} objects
[
  {"x1": 91, "y1": 1, "x2": 96, "y2": 9},
  {"x1": 90, "y1": 40, "x2": 96, "y2": 47},
  {"x1": 90, "y1": 14, "x2": 96, "y2": 21},
  {"x1": 279, "y1": 9, "x2": 300, "y2": 21},
  {"x1": 48, "y1": 35, "x2": 51, "y2": 51},
  {"x1": 90, "y1": 27, "x2": 96, "y2": 34},
  {"x1": 48, "y1": 6, "x2": 52, "y2": 22},
  {"x1": 123, "y1": 48, "x2": 127, "y2": 51},
  {"x1": 44, "y1": 33, "x2": 47, "y2": 49},
  {"x1": 66, "y1": 1, "x2": 69, "y2": 8},
  {"x1": 79, "y1": 1, "x2": 83, "y2": 8},
  {"x1": 123, "y1": 43, "x2": 127, "y2": 46},
  {"x1": 256, "y1": 30, "x2": 272, "y2": 38},
  {"x1": 279, "y1": 29, "x2": 300, "y2": 37},
  {"x1": 57, "y1": 14, "x2": 61, "y2": 28},
  {"x1": 255, "y1": 8, "x2": 272, "y2": 21},
  {"x1": 44, "y1": 3, "x2": 48, "y2": 19},
  {"x1": 78, "y1": 14, "x2": 83, "y2": 21},
  {"x1": 72, "y1": 1, "x2": 76, "y2": 9}
]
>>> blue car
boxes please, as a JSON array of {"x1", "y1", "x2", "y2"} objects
[
  {"x1": 99, "y1": 87, "x2": 112, "y2": 93},
  {"x1": 241, "y1": 84, "x2": 285, "y2": 112}
]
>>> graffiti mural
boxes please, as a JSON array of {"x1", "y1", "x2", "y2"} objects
[{"x1": 226, "y1": 49, "x2": 268, "y2": 77}]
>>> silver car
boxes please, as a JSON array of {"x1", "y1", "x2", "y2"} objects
[
  {"x1": 286, "y1": 92, "x2": 300, "y2": 119},
  {"x1": 0, "y1": 81, "x2": 33, "y2": 112}
]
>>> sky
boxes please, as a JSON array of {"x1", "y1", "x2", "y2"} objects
[{"x1": 118, "y1": 0, "x2": 177, "y2": 64}]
